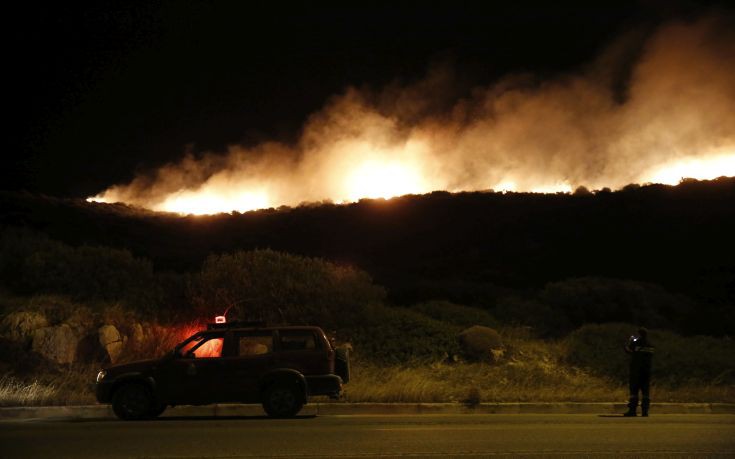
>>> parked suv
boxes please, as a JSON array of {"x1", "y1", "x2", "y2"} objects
[{"x1": 95, "y1": 322, "x2": 350, "y2": 420}]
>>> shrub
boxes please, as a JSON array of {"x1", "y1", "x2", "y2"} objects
[
  {"x1": 344, "y1": 304, "x2": 460, "y2": 364},
  {"x1": 493, "y1": 295, "x2": 570, "y2": 337},
  {"x1": 410, "y1": 300, "x2": 499, "y2": 328},
  {"x1": 188, "y1": 249, "x2": 385, "y2": 328},
  {"x1": 539, "y1": 277, "x2": 691, "y2": 334},
  {"x1": 0, "y1": 227, "x2": 162, "y2": 314},
  {"x1": 564, "y1": 323, "x2": 735, "y2": 386},
  {"x1": 458, "y1": 325, "x2": 504, "y2": 362}
]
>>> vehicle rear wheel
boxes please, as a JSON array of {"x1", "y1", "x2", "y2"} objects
[
  {"x1": 262, "y1": 383, "x2": 303, "y2": 418},
  {"x1": 112, "y1": 383, "x2": 152, "y2": 420}
]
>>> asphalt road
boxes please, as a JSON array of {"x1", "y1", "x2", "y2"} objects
[{"x1": 2, "y1": 414, "x2": 734, "y2": 458}]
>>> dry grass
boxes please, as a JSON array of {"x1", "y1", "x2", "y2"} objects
[
  {"x1": 0, "y1": 365, "x2": 98, "y2": 407},
  {"x1": 344, "y1": 361, "x2": 614, "y2": 403},
  {"x1": 2, "y1": 361, "x2": 733, "y2": 407},
  {"x1": 0, "y1": 376, "x2": 57, "y2": 406},
  {"x1": 343, "y1": 334, "x2": 735, "y2": 404},
  {"x1": 343, "y1": 362, "x2": 735, "y2": 403},
  {"x1": 41, "y1": 364, "x2": 98, "y2": 405}
]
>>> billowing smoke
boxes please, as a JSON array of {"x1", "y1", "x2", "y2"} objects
[{"x1": 91, "y1": 14, "x2": 735, "y2": 214}]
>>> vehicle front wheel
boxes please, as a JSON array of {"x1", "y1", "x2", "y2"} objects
[
  {"x1": 112, "y1": 383, "x2": 152, "y2": 420},
  {"x1": 262, "y1": 383, "x2": 303, "y2": 418}
]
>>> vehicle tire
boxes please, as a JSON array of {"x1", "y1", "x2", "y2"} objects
[
  {"x1": 112, "y1": 383, "x2": 152, "y2": 420},
  {"x1": 262, "y1": 383, "x2": 303, "y2": 418},
  {"x1": 335, "y1": 348, "x2": 350, "y2": 383}
]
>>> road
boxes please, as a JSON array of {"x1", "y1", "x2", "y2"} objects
[{"x1": 1, "y1": 414, "x2": 734, "y2": 458}]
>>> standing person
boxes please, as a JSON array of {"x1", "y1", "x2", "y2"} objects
[{"x1": 623, "y1": 327, "x2": 655, "y2": 417}]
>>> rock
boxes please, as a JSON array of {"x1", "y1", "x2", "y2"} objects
[
  {"x1": 98, "y1": 324, "x2": 124, "y2": 363},
  {"x1": 1, "y1": 311, "x2": 49, "y2": 347},
  {"x1": 458, "y1": 325, "x2": 504, "y2": 363},
  {"x1": 31, "y1": 324, "x2": 78, "y2": 364},
  {"x1": 98, "y1": 324, "x2": 121, "y2": 346}
]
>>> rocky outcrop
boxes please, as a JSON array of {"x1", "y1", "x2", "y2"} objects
[
  {"x1": 31, "y1": 324, "x2": 78, "y2": 364},
  {"x1": 98, "y1": 324, "x2": 124, "y2": 363},
  {"x1": 1, "y1": 311, "x2": 49, "y2": 347}
]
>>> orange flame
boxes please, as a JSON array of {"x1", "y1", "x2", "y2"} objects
[
  {"x1": 643, "y1": 153, "x2": 735, "y2": 186},
  {"x1": 86, "y1": 16, "x2": 735, "y2": 215}
]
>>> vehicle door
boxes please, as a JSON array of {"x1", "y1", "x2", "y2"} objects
[
  {"x1": 220, "y1": 330, "x2": 275, "y2": 402},
  {"x1": 158, "y1": 332, "x2": 229, "y2": 405},
  {"x1": 274, "y1": 329, "x2": 329, "y2": 375}
]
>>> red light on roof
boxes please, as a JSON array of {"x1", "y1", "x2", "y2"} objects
[{"x1": 215, "y1": 315, "x2": 226, "y2": 324}]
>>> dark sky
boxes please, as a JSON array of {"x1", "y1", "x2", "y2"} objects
[{"x1": 4, "y1": 0, "x2": 725, "y2": 197}]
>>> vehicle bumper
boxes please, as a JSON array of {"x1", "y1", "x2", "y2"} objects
[
  {"x1": 305, "y1": 374, "x2": 342, "y2": 397},
  {"x1": 95, "y1": 381, "x2": 114, "y2": 403}
]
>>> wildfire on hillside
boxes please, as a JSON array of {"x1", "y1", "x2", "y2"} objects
[{"x1": 88, "y1": 16, "x2": 735, "y2": 216}]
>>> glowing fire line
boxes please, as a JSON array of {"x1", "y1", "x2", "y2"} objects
[{"x1": 87, "y1": 151, "x2": 735, "y2": 215}]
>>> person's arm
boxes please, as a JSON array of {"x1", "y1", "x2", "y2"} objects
[{"x1": 624, "y1": 336, "x2": 635, "y2": 354}]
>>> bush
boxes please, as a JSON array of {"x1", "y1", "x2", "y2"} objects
[
  {"x1": 410, "y1": 300, "x2": 499, "y2": 328},
  {"x1": 458, "y1": 325, "x2": 504, "y2": 362},
  {"x1": 564, "y1": 323, "x2": 735, "y2": 386},
  {"x1": 540, "y1": 277, "x2": 691, "y2": 334},
  {"x1": 188, "y1": 249, "x2": 385, "y2": 328},
  {"x1": 493, "y1": 295, "x2": 571, "y2": 337},
  {"x1": 344, "y1": 304, "x2": 460, "y2": 364},
  {"x1": 0, "y1": 227, "x2": 162, "y2": 314}
]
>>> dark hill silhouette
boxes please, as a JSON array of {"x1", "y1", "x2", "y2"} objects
[{"x1": 1, "y1": 178, "x2": 734, "y2": 325}]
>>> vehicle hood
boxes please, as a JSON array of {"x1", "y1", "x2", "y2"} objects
[{"x1": 103, "y1": 358, "x2": 162, "y2": 375}]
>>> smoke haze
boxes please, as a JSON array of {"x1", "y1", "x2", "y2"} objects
[{"x1": 91, "y1": 14, "x2": 735, "y2": 214}]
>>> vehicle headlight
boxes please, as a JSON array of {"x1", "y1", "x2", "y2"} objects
[{"x1": 96, "y1": 370, "x2": 107, "y2": 383}]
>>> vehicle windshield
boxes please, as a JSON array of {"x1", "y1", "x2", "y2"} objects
[{"x1": 175, "y1": 332, "x2": 223, "y2": 358}]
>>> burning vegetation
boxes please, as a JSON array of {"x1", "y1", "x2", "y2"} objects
[{"x1": 88, "y1": 15, "x2": 735, "y2": 215}]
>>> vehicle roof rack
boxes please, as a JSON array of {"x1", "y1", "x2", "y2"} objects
[{"x1": 207, "y1": 320, "x2": 268, "y2": 330}]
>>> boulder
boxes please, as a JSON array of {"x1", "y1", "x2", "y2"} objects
[
  {"x1": 99, "y1": 324, "x2": 124, "y2": 363},
  {"x1": 31, "y1": 324, "x2": 78, "y2": 364},
  {"x1": 1, "y1": 311, "x2": 49, "y2": 347},
  {"x1": 458, "y1": 325, "x2": 504, "y2": 363}
]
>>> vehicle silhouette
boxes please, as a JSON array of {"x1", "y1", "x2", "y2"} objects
[{"x1": 95, "y1": 322, "x2": 349, "y2": 420}]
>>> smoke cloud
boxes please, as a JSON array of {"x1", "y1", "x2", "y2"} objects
[{"x1": 91, "y1": 14, "x2": 735, "y2": 214}]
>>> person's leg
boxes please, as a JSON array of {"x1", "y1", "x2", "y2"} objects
[
  {"x1": 640, "y1": 368, "x2": 651, "y2": 417},
  {"x1": 625, "y1": 368, "x2": 639, "y2": 416}
]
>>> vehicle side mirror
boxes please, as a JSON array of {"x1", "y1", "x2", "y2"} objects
[{"x1": 185, "y1": 350, "x2": 196, "y2": 359}]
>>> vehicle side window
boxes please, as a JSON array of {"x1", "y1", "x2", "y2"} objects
[
  {"x1": 180, "y1": 335, "x2": 224, "y2": 358},
  {"x1": 279, "y1": 330, "x2": 317, "y2": 351},
  {"x1": 238, "y1": 333, "x2": 273, "y2": 356}
]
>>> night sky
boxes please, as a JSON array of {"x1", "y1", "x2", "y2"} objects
[{"x1": 4, "y1": 0, "x2": 726, "y2": 197}]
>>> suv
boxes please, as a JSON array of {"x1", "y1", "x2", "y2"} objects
[{"x1": 95, "y1": 322, "x2": 350, "y2": 420}]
